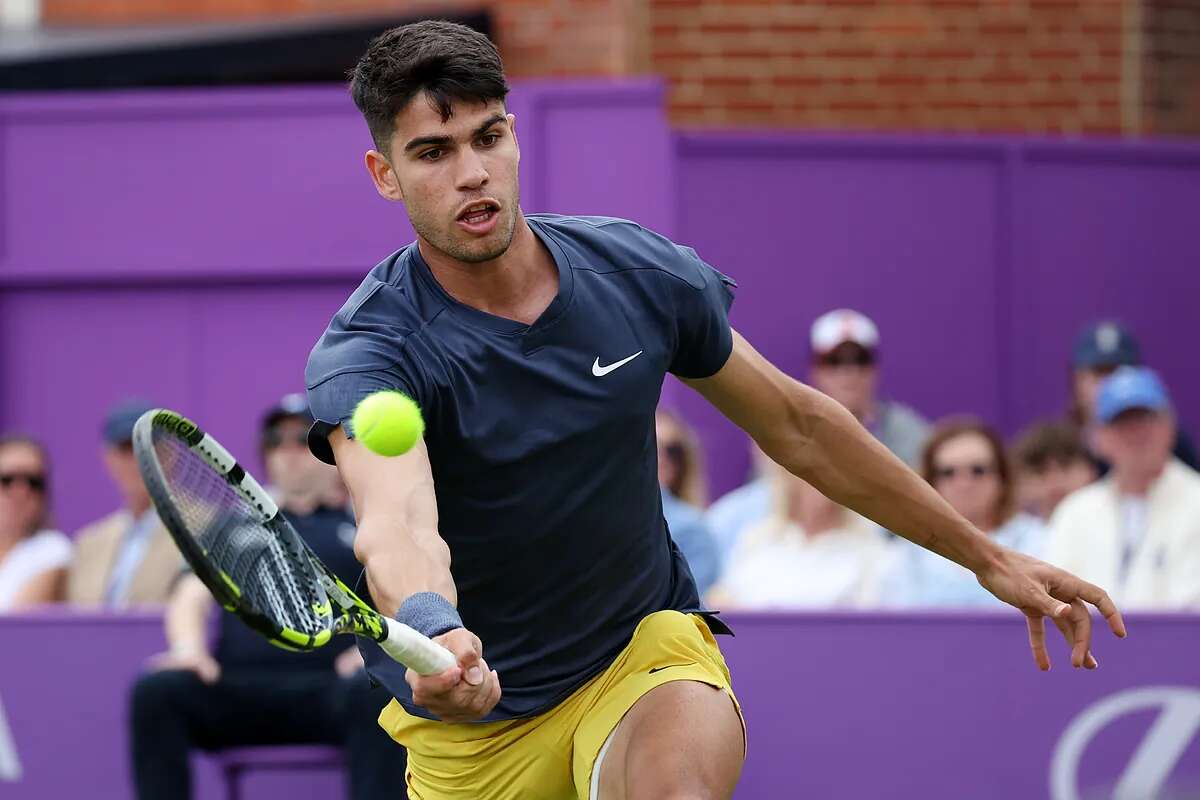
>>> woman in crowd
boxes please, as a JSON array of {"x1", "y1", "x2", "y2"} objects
[
  {"x1": 0, "y1": 435, "x2": 71, "y2": 611},
  {"x1": 654, "y1": 409, "x2": 719, "y2": 595},
  {"x1": 708, "y1": 461, "x2": 893, "y2": 609},
  {"x1": 883, "y1": 418, "x2": 1045, "y2": 608}
]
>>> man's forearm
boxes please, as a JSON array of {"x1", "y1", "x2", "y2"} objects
[
  {"x1": 768, "y1": 387, "x2": 1002, "y2": 574},
  {"x1": 165, "y1": 575, "x2": 215, "y2": 654},
  {"x1": 355, "y1": 518, "x2": 457, "y2": 618}
]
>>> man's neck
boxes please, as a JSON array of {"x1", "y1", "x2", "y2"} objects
[
  {"x1": 278, "y1": 489, "x2": 321, "y2": 517},
  {"x1": 1114, "y1": 467, "x2": 1163, "y2": 498},
  {"x1": 418, "y1": 215, "x2": 558, "y2": 326},
  {"x1": 127, "y1": 498, "x2": 151, "y2": 518}
]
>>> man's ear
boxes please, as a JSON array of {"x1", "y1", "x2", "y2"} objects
[
  {"x1": 365, "y1": 149, "x2": 404, "y2": 202},
  {"x1": 508, "y1": 113, "x2": 519, "y2": 163}
]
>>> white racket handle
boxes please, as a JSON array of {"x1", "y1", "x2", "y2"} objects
[{"x1": 379, "y1": 618, "x2": 457, "y2": 675}]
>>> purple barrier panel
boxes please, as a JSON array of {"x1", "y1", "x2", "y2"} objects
[
  {"x1": 1, "y1": 612, "x2": 1196, "y2": 798},
  {"x1": 675, "y1": 135, "x2": 1007, "y2": 494},
  {"x1": 1008, "y1": 141, "x2": 1200, "y2": 432},
  {"x1": 0, "y1": 611, "x2": 347, "y2": 800},
  {"x1": 720, "y1": 612, "x2": 1200, "y2": 800},
  {"x1": 0, "y1": 281, "x2": 358, "y2": 533}
]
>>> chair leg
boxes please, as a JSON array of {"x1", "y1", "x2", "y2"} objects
[{"x1": 224, "y1": 765, "x2": 242, "y2": 800}]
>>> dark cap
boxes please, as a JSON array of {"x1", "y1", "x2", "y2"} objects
[
  {"x1": 261, "y1": 392, "x2": 313, "y2": 431},
  {"x1": 1073, "y1": 321, "x2": 1140, "y2": 369},
  {"x1": 103, "y1": 399, "x2": 156, "y2": 445}
]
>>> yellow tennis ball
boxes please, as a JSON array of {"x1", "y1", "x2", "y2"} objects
[{"x1": 351, "y1": 391, "x2": 424, "y2": 457}]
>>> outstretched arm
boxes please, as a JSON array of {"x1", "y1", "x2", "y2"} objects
[
  {"x1": 330, "y1": 427, "x2": 500, "y2": 721},
  {"x1": 686, "y1": 330, "x2": 1126, "y2": 670}
]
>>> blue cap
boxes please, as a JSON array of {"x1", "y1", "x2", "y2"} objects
[
  {"x1": 1073, "y1": 321, "x2": 1140, "y2": 369},
  {"x1": 102, "y1": 399, "x2": 156, "y2": 445},
  {"x1": 1096, "y1": 367, "x2": 1171, "y2": 424}
]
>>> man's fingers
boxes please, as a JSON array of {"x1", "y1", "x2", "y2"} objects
[
  {"x1": 1066, "y1": 599, "x2": 1093, "y2": 668},
  {"x1": 1026, "y1": 614, "x2": 1050, "y2": 671},
  {"x1": 1074, "y1": 580, "x2": 1127, "y2": 638}
]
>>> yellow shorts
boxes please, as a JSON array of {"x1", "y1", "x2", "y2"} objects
[{"x1": 379, "y1": 610, "x2": 743, "y2": 800}]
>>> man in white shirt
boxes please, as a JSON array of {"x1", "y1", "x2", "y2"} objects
[{"x1": 1047, "y1": 367, "x2": 1200, "y2": 610}]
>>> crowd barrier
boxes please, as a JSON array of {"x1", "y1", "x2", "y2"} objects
[{"x1": 1, "y1": 610, "x2": 1196, "y2": 798}]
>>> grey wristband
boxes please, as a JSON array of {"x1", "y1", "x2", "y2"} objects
[{"x1": 395, "y1": 592, "x2": 463, "y2": 639}]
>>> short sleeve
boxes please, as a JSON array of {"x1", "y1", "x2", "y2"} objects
[
  {"x1": 304, "y1": 286, "x2": 428, "y2": 465},
  {"x1": 668, "y1": 246, "x2": 737, "y2": 379}
]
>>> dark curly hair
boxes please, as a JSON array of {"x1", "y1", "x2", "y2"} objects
[{"x1": 350, "y1": 20, "x2": 510, "y2": 155}]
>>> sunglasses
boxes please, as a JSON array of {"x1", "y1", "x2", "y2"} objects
[
  {"x1": 263, "y1": 430, "x2": 309, "y2": 450},
  {"x1": 934, "y1": 463, "x2": 996, "y2": 481},
  {"x1": 0, "y1": 472, "x2": 46, "y2": 493},
  {"x1": 659, "y1": 442, "x2": 686, "y2": 464},
  {"x1": 818, "y1": 352, "x2": 874, "y2": 368}
]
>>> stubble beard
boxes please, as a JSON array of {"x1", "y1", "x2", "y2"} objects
[{"x1": 411, "y1": 194, "x2": 521, "y2": 265}]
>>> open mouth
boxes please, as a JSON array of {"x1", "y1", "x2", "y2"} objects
[{"x1": 456, "y1": 201, "x2": 500, "y2": 233}]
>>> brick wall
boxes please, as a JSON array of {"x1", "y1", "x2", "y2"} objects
[{"x1": 41, "y1": 0, "x2": 1200, "y2": 135}]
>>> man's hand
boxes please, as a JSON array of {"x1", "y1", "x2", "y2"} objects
[
  {"x1": 406, "y1": 628, "x2": 501, "y2": 722},
  {"x1": 334, "y1": 646, "x2": 365, "y2": 678},
  {"x1": 976, "y1": 549, "x2": 1127, "y2": 671},
  {"x1": 148, "y1": 648, "x2": 221, "y2": 684}
]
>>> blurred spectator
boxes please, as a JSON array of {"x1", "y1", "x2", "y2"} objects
[
  {"x1": 708, "y1": 308, "x2": 931, "y2": 564},
  {"x1": 1069, "y1": 320, "x2": 1198, "y2": 471},
  {"x1": 809, "y1": 309, "x2": 930, "y2": 467},
  {"x1": 1048, "y1": 368, "x2": 1200, "y2": 609},
  {"x1": 66, "y1": 400, "x2": 178, "y2": 608},
  {"x1": 0, "y1": 436, "x2": 70, "y2": 611},
  {"x1": 1011, "y1": 421, "x2": 1098, "y2": 521},
  {"x1": 656, "y1": 409, "x2": 719, "y2": 596},
  {"x1": 883, "y1": 418, "x2": 1044, "y2": 608},
  {"x1": 706, "y1": 445, "x2": 773, "y2": 563},
  {"x1": 708, "y1": 463, "x2": 892, "y2": 609},
  {"x1": 129, "y1": 395, "x2": 407, "y2": 800}
]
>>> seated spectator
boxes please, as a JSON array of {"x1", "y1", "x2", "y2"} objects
[
  {"x1": 708, "y1": 308, "x2": 931, "y2": 561},
  {"x1": 0, "y1": 436, "x2": 70, "y2": 611},
  {"x1": 883, "y1": 418, "x2": 1045, "y2": 608},
  {"x1": 1011, "y1": 421, "x2": 1097, "y2": 521},
  {"x1": 1048, "y1": 368, "x2": 1200, "y2": 609},
  {"x1": 1069, "y1": 320, "x2": 1198, "y2": 471},
  {"x1": 810, "y1": 308, "x2": 930, "y2": 467},
  {"x1": 709, "y1": 463, "x2": 893, "y2": 609},
  {"x1": 656, "y1": 409, "x2": 719, "y2": 596},
  {"x1": 67, "y1": 400, "x2": 179, "y2": 608},
  {"x1": 706, "y1": 444, "x2": 773, "y2": 564},
  {"x1": 129, "y1": 395, "x2": 407, "y2": 800}
]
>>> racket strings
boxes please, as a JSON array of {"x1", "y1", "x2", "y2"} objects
[{"x1": 153, "y1": 430, "x2": 326, "y2": 637}]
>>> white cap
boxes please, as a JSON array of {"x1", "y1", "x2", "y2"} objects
[{"x1": 810, "y1": 309, "x2": 880, "y2": 356}]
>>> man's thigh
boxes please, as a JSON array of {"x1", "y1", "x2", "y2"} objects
[{"x1": 595, "y1": 679, "x2": 744, "y2": 800}]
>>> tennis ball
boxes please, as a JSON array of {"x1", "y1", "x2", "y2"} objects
[{"x1": 351, "y1": 391, "x2": 425, "y2": 457}]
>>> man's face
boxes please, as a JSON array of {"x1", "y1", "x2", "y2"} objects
[
  {"x1": 370, "y1": 95, "x2": 520, "y2": 264},
  {"x1": 1096, "y1": 409, "x2": 1174, "y2": 479},
  {"x1": 811, "y1": 343, "x2": 877, "y2": 419},
  {"x1": 1019, "y1": 458, "x2": 1097, "y2": 520},
  {"x1": 102, "y1": 441, "x2": 150, "y2": 511},
  {"x1": 263, "y1": 417, "x2": 337, "y2": 498},
  {"x1": 1072, "y1": 365, "x2": 1120, "y2": 422}
]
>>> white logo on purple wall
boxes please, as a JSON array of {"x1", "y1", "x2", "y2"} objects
[
  {"x1": 0, "y1": 694, "x2": 20, "y2": 781},
  {"x1": 1051, "y1": 686, "x2": 1200, "y2": 800}
]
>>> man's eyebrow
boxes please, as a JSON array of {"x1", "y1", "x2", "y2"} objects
[{"x1": 403, "y1": 113, "x2": 508, "y2": 154}]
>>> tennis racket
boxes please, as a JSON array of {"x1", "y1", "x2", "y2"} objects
[{"x1": 132, "y1": 408, "x2": 455, "y2": 675}]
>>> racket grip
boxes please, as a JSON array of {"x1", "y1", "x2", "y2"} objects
[{"x1": 379, "y1": 618, "x2": 458, "y2": 675}]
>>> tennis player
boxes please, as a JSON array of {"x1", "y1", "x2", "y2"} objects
[{"x1": 305, "y1": 21, "x2": 1126, "y2": 800}]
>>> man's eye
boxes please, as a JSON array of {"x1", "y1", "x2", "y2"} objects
[
  {"x1": 421, "y1": 149, "x2": 444, "y2": 161},
  {"x1": 479, "y1": 134, "x2": 499, "y2": 147}
]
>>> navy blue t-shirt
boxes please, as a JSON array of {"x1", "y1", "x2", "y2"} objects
[
  {"x1": 305, "y1": 214, "x2": 736, "y2": 721},
  {"x1": 215, "y1": 505, "x2": 361, "y2": 672}
]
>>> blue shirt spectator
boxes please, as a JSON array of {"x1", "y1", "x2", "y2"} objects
[{"x1": 661, "y1": 488, "x2": 720, "y2": 597}]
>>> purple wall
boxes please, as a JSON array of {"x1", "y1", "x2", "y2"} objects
[
  {"x1": 0, "y1": 81, "x2": 671, "y2": 532},
  {"x1": 675, "y1": 134, "x2": 1200, "y2": 494},
  {"x1": 3, "y1": 611, "x2": 1196, "y2": 799},
  {"x1": 2, "y1": 80, "x2": 1197, "y2": 525}
]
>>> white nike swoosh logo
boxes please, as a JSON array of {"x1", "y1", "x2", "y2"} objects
[{"x1": 592, "y1": 350, "x2": 643, "y2": 377}]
